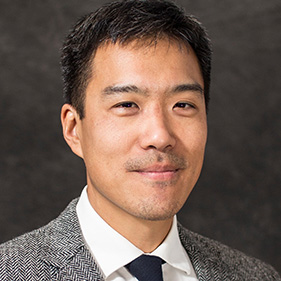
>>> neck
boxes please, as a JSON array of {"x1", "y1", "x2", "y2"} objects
[
  {"x1": 117, "y1": 216, "x2": 173, "y2": 253},
  {"x1": 87, "y1": 186, "x2": 173, "y2": 253}
]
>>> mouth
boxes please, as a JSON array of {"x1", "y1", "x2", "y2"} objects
[{"x1": 133, "y1": 165, "x2": 180, "y2": 181}]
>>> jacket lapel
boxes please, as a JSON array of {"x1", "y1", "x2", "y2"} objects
[
  {"x1": 54, "y1": 245, "x2": 104, "y2": 281},
  {"x1": 39, "y1": 199, "x2": 104, "y2": 281},
  {"x1": 178, "y1": 223, "x2": 222, "y2": 281}
]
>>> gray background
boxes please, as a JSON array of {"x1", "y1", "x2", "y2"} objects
[{"x1": 0, "y1": 0, "x2": 280, "y2": 273}]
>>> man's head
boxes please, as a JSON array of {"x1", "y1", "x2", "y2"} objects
[
  {"x1": 61, "y1": 0, "x2": 212, "y2": 119},
  {"x1": 61, "y1": 0, "x2": 211, "y2": 231}
]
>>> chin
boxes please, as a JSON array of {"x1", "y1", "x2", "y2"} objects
[{"x1": 131, "y1": 201, "x2": 182, "y2": 221}]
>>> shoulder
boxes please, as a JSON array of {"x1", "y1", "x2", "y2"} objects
[
  {"x1": 0, "y1": 225, "x2": 49, "y2": 280},
  {"x1": 0, "y1": 198, "x2": 81, "y2": 280},
  {"x1": 178, "y1": 224, "x2": 280, "y2": 280}
]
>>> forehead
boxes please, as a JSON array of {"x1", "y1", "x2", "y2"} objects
[{"x1": 87, "y1": 39, "x2": 203, "y2": 95}]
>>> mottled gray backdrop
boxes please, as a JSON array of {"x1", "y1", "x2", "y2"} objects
[{"x1": 0, "y1": 0, "x2": 280, "y2": 272}]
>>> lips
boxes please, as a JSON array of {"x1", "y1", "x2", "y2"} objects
[
  {"x1": 134, "y1": 165, "x2": 180, "y2": 181},
  {"x1": 125, "y1": 153, "x2": 187, "y2": 182}
]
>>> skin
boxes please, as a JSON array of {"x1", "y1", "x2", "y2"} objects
[{"x1": 61, "y1": 39, "x2": 207, "y2": 252}]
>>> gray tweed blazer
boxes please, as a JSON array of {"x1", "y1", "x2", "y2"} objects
[{"x1": 0, "y1": 199, "x2": 280, "y2": 280}]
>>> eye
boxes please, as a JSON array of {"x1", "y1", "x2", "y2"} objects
[
  {"x1": 173, "y1": 102, "x2": 194, "y2": 109},
  {"x1": 173, "y1": 101, "x2": 197, "y2": 117},
  {"x1": 114, "y1": 102, "x2": 138, "y2": 108},
  {"x1": 111, "y1": 101, "x2": 139, "y2": 116}
]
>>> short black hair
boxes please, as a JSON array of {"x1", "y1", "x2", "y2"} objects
[{"x1": 61, "y1": 0, "x2": 212, "y2": 119}]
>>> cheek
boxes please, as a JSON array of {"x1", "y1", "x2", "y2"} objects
[
  {"x1": 84, "y1": 117, "x2": 134, "y2": 159},
  {"x1": 180, "y1": 122, "x2": 207, "y2": 153}
]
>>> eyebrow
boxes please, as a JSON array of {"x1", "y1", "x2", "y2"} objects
[
  {"x1": 171, "y1": 83, "x2": 203, "y2": 96},
  {"x1": 102, "y1": 83, "x2": 203, "y2": 97},
  {"x1": 102, "y1": 85, "x2": 148, "y2": 96}
]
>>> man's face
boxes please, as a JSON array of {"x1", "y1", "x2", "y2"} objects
[{"x1": 69, "y1": 39, "x2": 207, "y2": 223}]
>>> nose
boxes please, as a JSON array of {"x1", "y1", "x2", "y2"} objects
[{"x1": 139, "y1": 108, "x2": 176, "y2": 152}]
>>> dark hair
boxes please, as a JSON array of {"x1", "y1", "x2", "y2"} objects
[{"x1": 61, "y1": 0, "x2": 212, "y2": 119}]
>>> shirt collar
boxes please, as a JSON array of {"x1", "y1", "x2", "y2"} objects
[
  {"x1": 76, "y1": 186, "x2": 192, "y2": 278},
  {"x1": 152, "y1": 216, "x2": 192, "y2": 275}
]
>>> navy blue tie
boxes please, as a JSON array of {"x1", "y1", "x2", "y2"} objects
[{"x1": 126, "y1": 255, "x2": 165, "y2": 281}]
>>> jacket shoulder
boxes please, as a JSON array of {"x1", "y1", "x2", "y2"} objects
[
  {"x1": 178, "y1": 224, "x2": 280, "y2": 280},
  {"x1": 0, "y1": 198, "x2": 81, "y2": 280},
  {"x1": 0, "y1": 226, "x2": 51, "y2": 280}
]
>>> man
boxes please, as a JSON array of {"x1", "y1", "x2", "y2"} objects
[{"x1": 0, "y1": 0, "x2": 279, "y2": 280}]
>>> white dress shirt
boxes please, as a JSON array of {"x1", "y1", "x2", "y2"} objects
[{"x1": 76, "y1": 186, "x2": 198, "y2": 281}]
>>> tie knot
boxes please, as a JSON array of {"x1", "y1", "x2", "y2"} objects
[{"x1": 126, "y1": 255, "x2": 164, "y2": 281}]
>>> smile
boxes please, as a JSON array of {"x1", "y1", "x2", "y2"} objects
[{"x1": 134, "y1": 165, "x2": 180, "y2": 181}]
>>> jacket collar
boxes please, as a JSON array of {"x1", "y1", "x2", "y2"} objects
[
  {"x1": 178, "y1": 222, "x2": 230, "y2": 281},
  {"x1": 39, "y1": 198, "x2": 104, "y2": 280}
]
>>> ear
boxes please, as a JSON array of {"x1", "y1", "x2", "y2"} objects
[{"x1": 61, "y1": 104, "x2": 84, "y2": 158}]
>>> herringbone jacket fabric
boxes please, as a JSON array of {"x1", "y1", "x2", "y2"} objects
[{"x1": 0, "y1": 199, "x2": 280, "y2": 280}]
